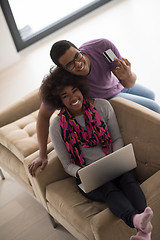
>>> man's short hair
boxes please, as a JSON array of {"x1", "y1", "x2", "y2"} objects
[{"x1": 50, "y1": 40, "x2": 78, "y2": 67}]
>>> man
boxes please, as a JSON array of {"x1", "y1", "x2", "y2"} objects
[{"x1": 28, "y1": 38, "x2": 160, "y2": 176}]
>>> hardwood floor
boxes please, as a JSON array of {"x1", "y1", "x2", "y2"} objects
[{"x1": 0, "y1": 170, "x2": 76, "y2": 240}]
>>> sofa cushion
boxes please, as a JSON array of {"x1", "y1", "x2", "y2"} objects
[
  {"x1": 0, "y1": 110, "x2": 39, "y2": 161},
  {"x1": 0, "y1": 109, "x2": 59, "y2": 162},
  {"x1": 0, "y1": 143, "x2": 31, "y2": 185},
  {"x1": 46, "y1": 177, "x2": 106, "y2": 239}
]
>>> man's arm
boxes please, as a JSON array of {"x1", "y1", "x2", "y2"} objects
[
  {"x1": 112, "y1": 58, "x2": 137, "y2": 88},
  {"x1": 28, "y1": 103, "x2": 55, "y2": 176}
]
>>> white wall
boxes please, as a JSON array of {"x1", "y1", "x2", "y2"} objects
[{"x1": 0, "y1": 7, "x2": 20, "y2": 71}]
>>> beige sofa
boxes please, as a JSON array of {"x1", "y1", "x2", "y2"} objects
[{"x1": 0, "y1": 89, "x2": 160, "y2": 240}]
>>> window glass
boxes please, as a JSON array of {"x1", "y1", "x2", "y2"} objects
[
  {"x1": 9, "y1": 0, "x2": 94, "y2": 40},
  {"x1": 1, "y1": 0, "x2": 111, "y2": 51}
]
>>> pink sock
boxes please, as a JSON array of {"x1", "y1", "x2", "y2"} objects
[
  {"x1": 133, "y1": 207, "x2": 153, "y2": 234},
  {"x1": 130, "y1": 230, "x2": 151, "y2": 240}
]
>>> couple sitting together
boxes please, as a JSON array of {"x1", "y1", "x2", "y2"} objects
[{"x1": 29, "y1": 38, "x2": 157, "y2": 239}]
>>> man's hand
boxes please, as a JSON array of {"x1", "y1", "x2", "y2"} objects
[
  {"x1": 28, "y1": 156, "x2": 48, "y2": 177},
  {"x1": 112, "y1": 58, "x2": 136, "y2": 88},
  {"x1": 29, "y1": 103, "x2": 54, "y2": 177}
]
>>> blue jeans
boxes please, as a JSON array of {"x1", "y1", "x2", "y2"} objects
[{"x1": 110, "y1": 83, "x2": 160, "y2": 113}]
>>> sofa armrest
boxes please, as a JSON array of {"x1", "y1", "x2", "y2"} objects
[
  {"x1": 90, "y1": 170, "x2": 160, "y2": 240},
  {"x1": 110, "y1": 97, "x2": 160, "y2": 183},
  {"x1": 0, "y1": 88, "x2": 40, "y2": 127},
  {"x1": 24, "y1": 147, "x2": 69, "y2": 209},
  {"x1": 90, "y1": 208, "x2": 135, "y2": 240}
]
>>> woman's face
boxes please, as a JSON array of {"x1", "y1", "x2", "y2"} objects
[{"x1": 60, "y1": 85, "x2": 84, "y2": 116}]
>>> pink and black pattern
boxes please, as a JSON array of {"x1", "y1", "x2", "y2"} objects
[{"x1": 60, "y1": 99, "x2": 112, "y2": 167}]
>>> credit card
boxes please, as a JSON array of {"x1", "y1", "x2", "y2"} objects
[{"x1": 103, "y1": 49, "x2": 117, "y2": 62}]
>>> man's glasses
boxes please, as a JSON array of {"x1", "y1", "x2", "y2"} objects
[{"x1": 65, "y1": 51, "x2": 83, "y2": 71}]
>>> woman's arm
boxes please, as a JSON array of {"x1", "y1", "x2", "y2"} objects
[
  {"x1": 107, "y1": 102, "x2": 124, "y2": 151},
  {"x1": 94, "y1": 99, "x2": 124, "y2": 152}
]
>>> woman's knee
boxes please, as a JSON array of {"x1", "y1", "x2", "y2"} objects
[{"x1": 115, "y1": 170, "x2": 137, "y2": 186}]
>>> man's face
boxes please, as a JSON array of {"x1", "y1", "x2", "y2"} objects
[{"x1": 58, "y1": 46, "x2": 91, "y2": 76}]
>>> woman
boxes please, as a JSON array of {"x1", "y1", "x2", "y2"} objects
[{"x1": 34, "y1": 67, "x2": 153, "y2": 240}]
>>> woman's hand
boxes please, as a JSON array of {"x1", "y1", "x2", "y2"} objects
[{"x1": 28, "y1": 156, "x2": 48, "y2": 177}]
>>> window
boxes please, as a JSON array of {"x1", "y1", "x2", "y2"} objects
[{"x1": 1, "y1": 0, "x2": 112, "y2": 51}]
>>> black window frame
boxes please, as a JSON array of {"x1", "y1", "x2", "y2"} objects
[{"x1": 1, "y1": 0, "x2": 112, "y2": 52}]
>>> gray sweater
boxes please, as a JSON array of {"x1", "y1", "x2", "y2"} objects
[{"x1": 49, "y1": 98, "x2": 124, "y2": 178}]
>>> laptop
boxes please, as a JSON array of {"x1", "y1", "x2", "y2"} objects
[{"x1": 78, "y1": 143, "x2": 137, "y2": 193}]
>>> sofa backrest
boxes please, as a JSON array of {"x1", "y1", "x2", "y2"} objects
[{"x1": 110, "y1": 97, "x2": 160, "y2": 183}]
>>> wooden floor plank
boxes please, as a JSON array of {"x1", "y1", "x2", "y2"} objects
[{"x1": 0, "y1": 170, "x2": 76, "y2": 240}]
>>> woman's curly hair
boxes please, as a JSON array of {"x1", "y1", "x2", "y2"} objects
[{"x1": 40, "y1": 66, "x2": 90, "y2": 109}]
